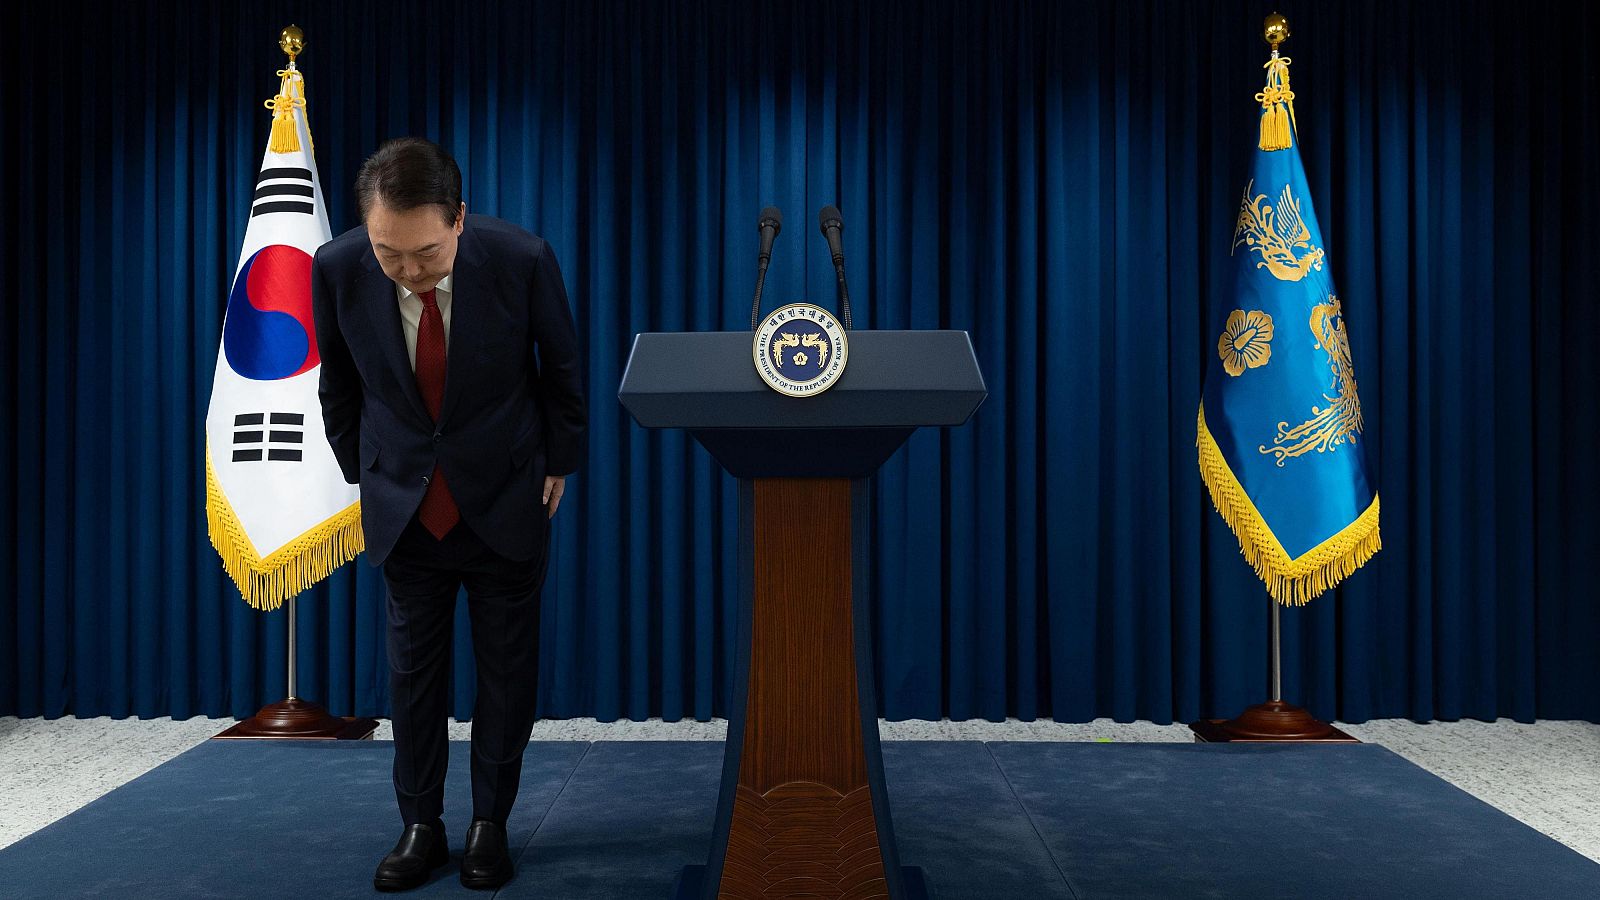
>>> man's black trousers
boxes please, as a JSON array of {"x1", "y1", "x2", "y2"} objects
[{"x1": 382, "y1": 513, "x2": 547, "y2": 828}]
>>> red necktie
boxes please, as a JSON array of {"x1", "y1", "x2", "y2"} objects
[{"x1": 414, "y1": 288, "x2": 460, "y2": 539}]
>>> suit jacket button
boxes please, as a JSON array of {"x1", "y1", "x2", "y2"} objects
[
  {"x1": 422, "y1": 475, "x2": 430, "y2": 486},
  {"x1": 433, "y1": 432, "x2": 441, "y2": 444}
]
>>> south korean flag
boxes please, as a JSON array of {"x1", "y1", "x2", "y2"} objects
[{"x1": 204, "y1": 62, "x2": 361, "y2": 610}]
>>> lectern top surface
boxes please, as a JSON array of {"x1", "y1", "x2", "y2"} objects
[{"x1": 617, "y1": 330, "x2": 986, "y2": 430}]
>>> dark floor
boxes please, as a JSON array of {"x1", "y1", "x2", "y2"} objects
[{"x1": 0, "y1": 739, "x2": 1596, "y2": 899}]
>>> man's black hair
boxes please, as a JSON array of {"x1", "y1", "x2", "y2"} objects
[{"x1": 355, "y1": 137, "x2": 462, "y2": 226}]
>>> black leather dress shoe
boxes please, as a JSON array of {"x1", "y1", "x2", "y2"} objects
[
  {"x1": 460, "y1": 819, "x2": 515, "y2": 889},
  {"x1": 373, "y1": 820, "x2": 449, "y2": 892}
]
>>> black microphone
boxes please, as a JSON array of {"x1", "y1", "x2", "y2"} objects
[
  {"x1": 818, "y1": 205, "x2": 853, "y2": 330},
  {"x1": 750, "y1": 206, "x2": 782, "y2": 330}
]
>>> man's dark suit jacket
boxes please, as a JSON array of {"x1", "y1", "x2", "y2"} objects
[{"x1": 310, "y1": 214, "x2": 586, "y2": 567}]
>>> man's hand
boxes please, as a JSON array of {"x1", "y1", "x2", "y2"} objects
[{"x1": 543, "y1": 475, "x2": 567, "y2": 519}]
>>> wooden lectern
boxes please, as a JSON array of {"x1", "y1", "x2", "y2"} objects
[{"x1": 619, "y1": 331, "x2": 985, "y2": 900}]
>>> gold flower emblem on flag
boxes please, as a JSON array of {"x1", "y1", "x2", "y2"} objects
[{"x1": 1218, "y1": 309, "x2": 1275, "y2": 376}]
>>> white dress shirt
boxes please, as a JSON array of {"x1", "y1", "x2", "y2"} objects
[{"x1": 396, "y1": 274, "x2": 454, "y2": 372}]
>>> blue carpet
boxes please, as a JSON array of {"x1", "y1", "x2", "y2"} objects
[
  {"x1": 883, "y1": 742, "x2": 1072, "y2": 899},
  {"x1": 1, "y1": 739, "x2": 1596, "y2": 899},
  {"x1": 0, "y1": 740, "x2": 590, "y2": 899},
  {"x1": 504, "y1": 741, "x2": 720, "y2": 899},
  {"x1": 987, "y1": 742, "x2": 1600, "y2": 900}
]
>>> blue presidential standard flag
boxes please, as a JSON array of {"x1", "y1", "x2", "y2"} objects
[
  {"x1": 1197, "y1": 47, "x2": 1380, "y2": 606},
  {"x1": 204, "y1": 59, "x2": 362, "y2": 609}
]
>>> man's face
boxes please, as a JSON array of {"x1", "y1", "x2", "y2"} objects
[{"x1": 366, "y1": 200, "x2": 465, "y2": 294}]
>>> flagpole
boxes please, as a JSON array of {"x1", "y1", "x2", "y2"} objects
[
  {"x1": 286, "y1": 596, "x2": 298, "y2": 700},
  {"x1": 1270, "y1": 597, "x2": 1282, "y2": 703},
  {"x1": 211, "y1": 24, "x2": 375, "y2": 741},
  {"x1": 1190, "y1": 591, "x2": 1355, "y2": 743},
  {"x1": 1188, "y1": 11, "x2": 1361, "y2": 745}
]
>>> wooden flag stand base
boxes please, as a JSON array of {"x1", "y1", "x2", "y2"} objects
[
  {"x1": 212, "y1": 597, "x2": 379, "y2": 741},
  {"x1": 213, "y1": 697, "x2": 378, "y2": 741},
  {"x1": 1190, "y1": 700, "x2": 1357, "y2": 743},
  {"x1": 1189, "y1": 601, "x2": 1359, "y2": 744}
]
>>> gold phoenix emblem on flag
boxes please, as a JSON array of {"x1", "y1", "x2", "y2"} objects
[
  {"x1": 1232, "y1": 180, "x2": 1325, "y2": 282},
  {"x1": 1259, "y1": 295, "x2": 1366, "y2": 465}
]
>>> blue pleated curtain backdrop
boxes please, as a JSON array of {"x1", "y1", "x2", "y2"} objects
[{"x1": 3, "y1": 0, "x2": 1597, "y2": 724}]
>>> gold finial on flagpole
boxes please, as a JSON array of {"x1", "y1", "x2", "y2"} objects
[
  {"x1": 1256, "y1": 13, "x2": 1296, "y2": 150},
  {"x1": 279, "y1": 25, "x2": 305, "y2": 63},
  {"x1": 268, "y1": 25, "x2": 309, "y2": 153},
  {"x1": 1263, "y1": 13, "x2": 1291, "y2": 51}
]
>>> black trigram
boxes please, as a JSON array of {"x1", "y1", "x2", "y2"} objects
[
  {"x1": 232, "y1": 412, "x2": 305, "y2": 462},
  {"x1": 251, "y1": 167, "x2": 316, "y2": 217}
]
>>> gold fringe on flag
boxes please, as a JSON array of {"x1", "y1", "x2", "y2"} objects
[
  {"x1": 1255, "y1": 55, "x2": 1297, "y2": 151},
  {"x1": 265, "y1": 67, "x2": 310, "y2": 154},
  {"x1": 205, "y1": 445, "x2": 364, "y2": 611},
  {"x1": 1197, "y1": 405, "x2": 1380, "y2": 606}
]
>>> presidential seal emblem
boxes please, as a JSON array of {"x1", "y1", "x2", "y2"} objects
[{"x1": 753, "y1": 303, "x2": 849, "y2": 396}]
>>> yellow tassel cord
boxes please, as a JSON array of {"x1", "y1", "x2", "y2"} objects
[
  {"x1": 265, "y1": 68, "x2": 310, "y2": 154},
  {"x1": 205, "y1": 446, "x2": 364, "y2": 611},
  {"x1": 1197, "y1": 404, "x2": 1380, "y2": 606},
  {"x1": 1255, "y1": 55, "x2": 1297, "y2": 151}
]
